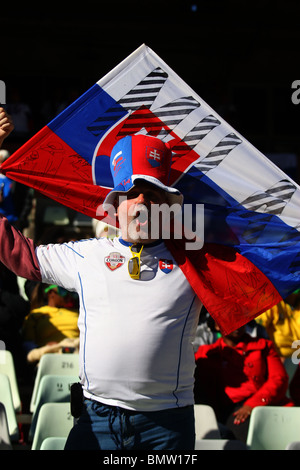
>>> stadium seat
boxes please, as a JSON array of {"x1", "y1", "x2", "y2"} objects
[
  {"x1": 0, "y1": 402, "x2": 12, "y2": 450},
  {"x1": 0, "y1": 349, "x2": 22, "y2": 412},
  {"x1": 29, "y1": 374, "x2": 78, "y2": 439},
  {"x1": 194, "y1": 404, "x2": 221, "y2": 439},
  {"x1": 246, "y1": 406, "x2": 300, "y2": 450},
  {"x1": 0, "y1": 374, "x2": 19, "y2": 441},
  {"x1": 30, "y1": 353, "x2": 79, "y2": 412},
  {"x1": 40, "y1": 436, "x2": 67, "y2": 450},
  {"x1": 195, "y1": 439, "x2": 248, "y2": 450},
  {"x1": 31, "y1": 402, "x2": 74, "y2": 450}
]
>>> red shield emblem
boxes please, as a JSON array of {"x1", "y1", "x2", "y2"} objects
[{"x1": 159, "y1": 259, "x2": 173, "y2": 274}]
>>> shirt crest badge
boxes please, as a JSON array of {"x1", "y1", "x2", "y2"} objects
[
  {"x1": 105, "y1": 252, "x2": 125, "y2": 271},
  {"x1": 159, "y1": 259, "x2": 173, "y2": 274}
]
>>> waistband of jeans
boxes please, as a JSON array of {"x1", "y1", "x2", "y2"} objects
[{"x1": 84, "y1": 396, "x2": 193, "y2": 414}]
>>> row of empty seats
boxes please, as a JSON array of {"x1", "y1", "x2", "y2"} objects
[
  {"x1": 31, "y1": 402, "x2": 300, "y2": 451},
  {"x1": 27, "y1": 353, "x2": 79, "y2": 449},
  {"x1": 0, "y1": 351, "x2": 79, "y2": 450}
]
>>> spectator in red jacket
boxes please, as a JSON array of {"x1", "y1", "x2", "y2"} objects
[{"x1": 194, "y1": 323, "x2": 293, "y2": 442}]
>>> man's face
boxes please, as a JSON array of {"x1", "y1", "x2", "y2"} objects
[{"x1": 116, "y1": 181, "x2": 168, "y2": 244}]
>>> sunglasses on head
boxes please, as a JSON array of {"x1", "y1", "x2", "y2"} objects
[{"x1": 128, "y1": 245, "x2": 144, "y2": 280}]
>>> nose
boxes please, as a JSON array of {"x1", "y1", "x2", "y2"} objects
[{"x1": 136, "y1": 193, "x2": 146, "y2": 204}]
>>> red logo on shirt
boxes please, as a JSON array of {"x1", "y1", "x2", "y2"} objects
[{"x1": 105, "y1": 252, "x2": 125, "y2": 271}]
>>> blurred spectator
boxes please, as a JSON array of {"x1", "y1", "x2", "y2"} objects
[
  {"x1": 256, "y1": 289, "x2": 300, "y2": 359},
  {"x1": 22, "y1": 282, "x2": 79, "y2": 364},
  {"x1": 194, "y1": 324, "x2": 293, "y2": 442},
  {"x1": 192, "y1": 311, "x2": 268, "y2": 353},
  {"x1": 192, "y1": 309, "x2": 221, "y2": 352}
]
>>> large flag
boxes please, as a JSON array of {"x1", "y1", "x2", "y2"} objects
[{"x1": 1, "y1": 44, "x2": 300, "y2": 334}]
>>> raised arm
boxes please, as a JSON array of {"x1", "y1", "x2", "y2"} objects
[
  {"x1": 0, "y1": 107, "x2": 41, "y2": 280},
  {"x1": 0, "y1": 214, "x2": 41, "y2": 281}
]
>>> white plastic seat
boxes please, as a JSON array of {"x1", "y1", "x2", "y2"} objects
[
  {"x1": 29, "y1": 374, "x2": 79, "y2": 439},
  {"x1": 195, "y1": 439, "x2": 248, "y2": 450},
  {"x1": 0, "y1": 349, "x2": 22, "y2": 412},
  {"x1": 0, "y1": 374, "x2": 19, "y2": 441},
  {"x1": 0, "y1": 402, "x2": 12, "y2": 450},
  {"x1": 30, "y1": 353, "x2": 79, "y2": 412},
  {"x1": 246, "y1": 406, "x2": 300, "y2": 450},
  {"x1": 194, "y1": 404, "x2": 221, "y2": 440},
  {"x1": 31, "y1": 402, "x2": 73, "y2": 450},
  {"x1": 40, "y1": 436, "x2": 67, "y2": 450}
]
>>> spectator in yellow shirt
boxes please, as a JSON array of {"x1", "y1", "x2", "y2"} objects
[
  {"x1": 256, "y1": 289, "x2": 300, "y2": 359},
  {"x1": 22, "y1": 283, "x2": 79, "y2": 363}
]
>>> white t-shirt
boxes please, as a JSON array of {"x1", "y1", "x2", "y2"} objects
[{"x1": 36, "y1": 237, "x2": 202, "y2": 411}]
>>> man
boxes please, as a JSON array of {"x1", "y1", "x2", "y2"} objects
[{"x1": 0, "y1": 108, "x2": 202, "y2": 450}]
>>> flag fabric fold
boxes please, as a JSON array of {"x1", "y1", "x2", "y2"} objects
[{"x1": 1, "y1": 44, "x2": 300, "y2": 334}]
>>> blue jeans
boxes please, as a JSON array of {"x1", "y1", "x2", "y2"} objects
[{"x1": 64, "y1": 399, "x2": 195, "y2": 450}]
